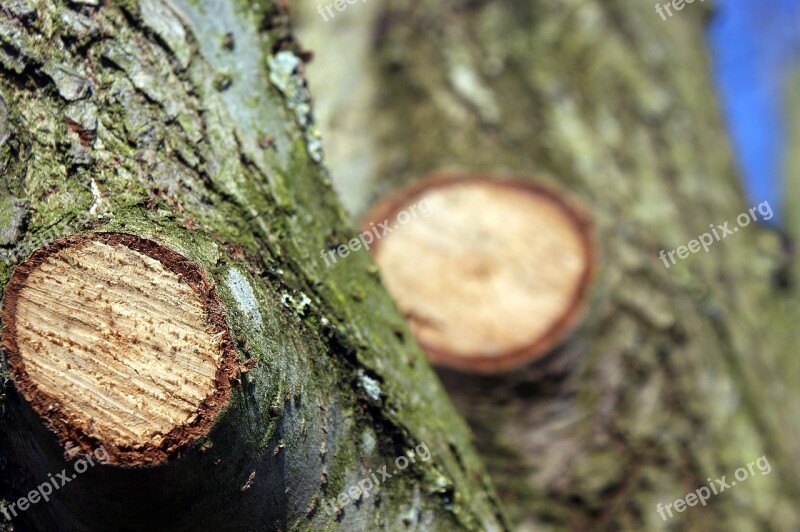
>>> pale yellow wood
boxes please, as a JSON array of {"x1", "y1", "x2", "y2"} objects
[
  {"x1": 11, "y1": 239, "x2": 224, "y2": 451},
  {"x1": 369, "y1": 178, "x2": 593, "y2": 372}
]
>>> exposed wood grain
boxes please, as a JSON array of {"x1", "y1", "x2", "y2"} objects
[
  {"x1": 366, "y1": 176, "x2": 594, "y2": 373},
  {"x1": 2, "y1": 233, "x2": 238, "y2": 466}
]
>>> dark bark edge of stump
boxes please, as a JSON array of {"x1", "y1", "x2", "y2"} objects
[
  {"x1": 363, "y1": 173, "x2": 597, "y2": 374},
  {"x1": 1, "y1": 232, "x2": 240, "y2": 467}
]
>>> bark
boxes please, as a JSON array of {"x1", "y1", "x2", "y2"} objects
[
  {"x1": 294, "y1": 0, "x2": 800, "y2": 530},
  {"x1": 0, "y1": 1, "x2": 507, "y2": 531}
]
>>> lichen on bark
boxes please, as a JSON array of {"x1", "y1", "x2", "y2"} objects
[
  {"x1": 294, "y1": 0, "x2": 800, "y2": 529},
  {"x1": 0, "y1": 1, "x2": 506, "y2": 530}
]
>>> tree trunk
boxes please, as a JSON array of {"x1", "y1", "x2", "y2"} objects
[
  {"x1": 0, "y1": 1, "x2": 507, "y2": 531},
  {"x1": 294, "y1": 0, "x2": 800, "y2": 530}
]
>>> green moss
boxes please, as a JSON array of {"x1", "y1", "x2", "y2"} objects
[{"x1": 0, "y1": 1, "x2": 507, "y2": 530}]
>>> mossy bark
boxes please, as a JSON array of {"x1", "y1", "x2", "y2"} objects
[
  {"x1": 294, "y1": 0, "x2": 800, "y2": 530},
  {"x1": 0, "y1": 1, "x2": 507, "y2": 531}
]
